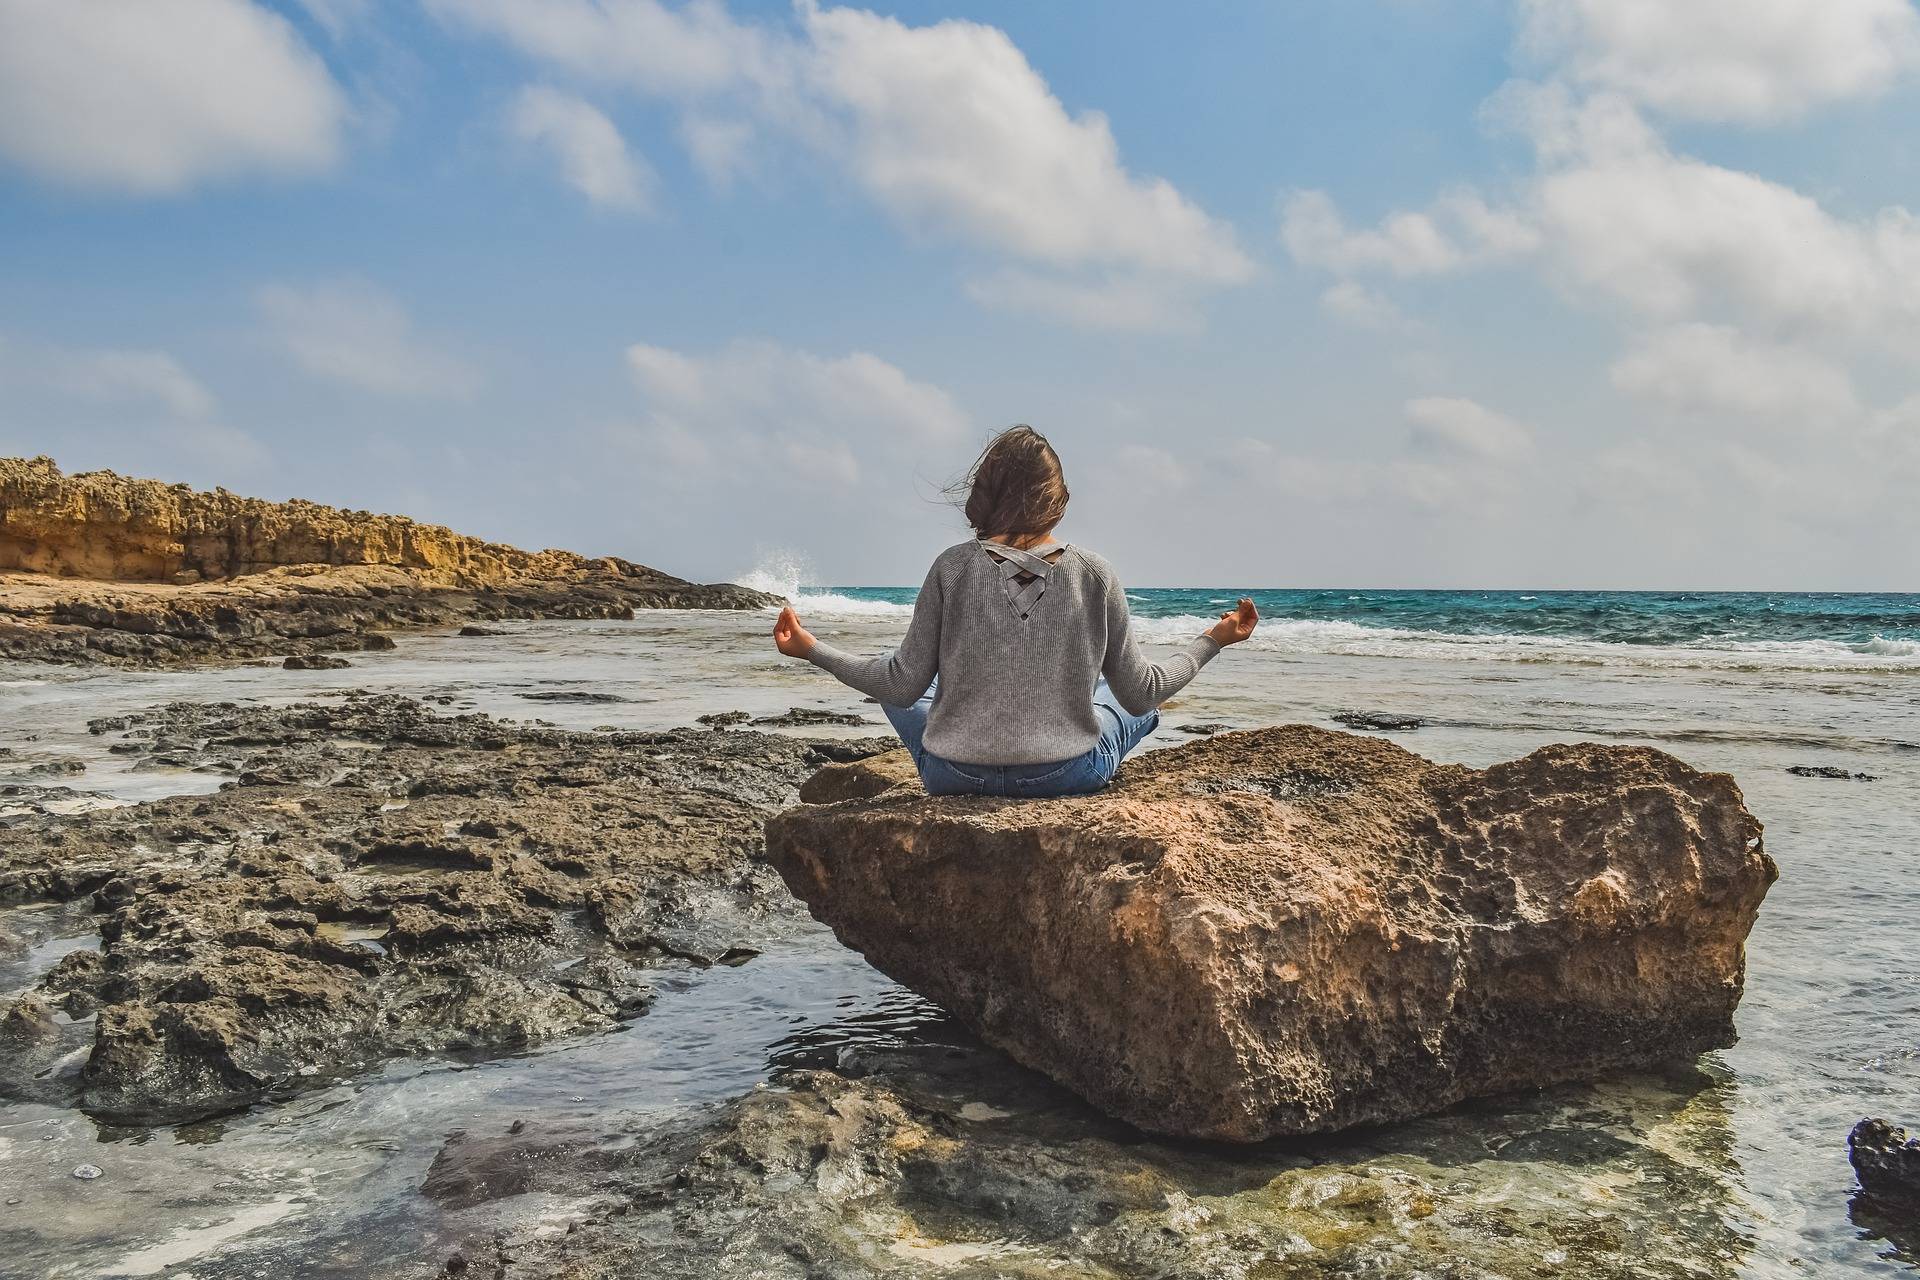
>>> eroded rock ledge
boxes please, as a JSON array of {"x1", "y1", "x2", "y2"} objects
[
  {"x1": 0, "y1": 456, "x2": 778, "y2": 665},
  {"x1": 0, "y1": 695, "x2": 889, "y2": 1123},
  {"x1": 767, "y1": 726, "x2": 1777, "y2": 1141}
]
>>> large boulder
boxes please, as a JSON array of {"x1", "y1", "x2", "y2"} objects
[{"x1": 766, "y1": 726, "x2": 1776, "y2": 1142}]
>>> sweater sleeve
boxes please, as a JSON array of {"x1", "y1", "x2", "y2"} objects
[
  {"x1": 804, "y1": 559, "x2": 943, "y2": 708},
  {"x1": 1099, "y1": 566, "x2": 1221, "y2": 716}
]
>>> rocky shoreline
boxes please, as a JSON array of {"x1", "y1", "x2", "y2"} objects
[
  {"x1": 0, "y1": 457, "x2": 778, "y2": 666},
  {"x1": 0, "y1": 694, "x2": 887, "y2": 1125}
]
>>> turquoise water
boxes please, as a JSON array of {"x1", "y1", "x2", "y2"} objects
[{"x1": 788, "y1": 587, "x2": 1920, "y2": 670}]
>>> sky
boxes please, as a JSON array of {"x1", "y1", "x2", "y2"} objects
[{"x1": 3, "y1": 0, "x2": 1919, "y2": 590}]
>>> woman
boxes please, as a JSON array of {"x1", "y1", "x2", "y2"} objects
[{"x1": 772, "y1": 425, "x2": 1258, "y2": 797}]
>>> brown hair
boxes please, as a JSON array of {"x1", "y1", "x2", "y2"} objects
[{"x1": 952, "y1": 425, "x2": 1069, "y2": 542}]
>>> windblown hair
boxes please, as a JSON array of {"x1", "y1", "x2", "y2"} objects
[{"x1": 951, "y1": 425, "x2": 1070, "y2": 543}]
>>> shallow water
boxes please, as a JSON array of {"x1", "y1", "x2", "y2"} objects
[{"x1": 1, "y1": 611, "x2": 1917, "y2": 1276}]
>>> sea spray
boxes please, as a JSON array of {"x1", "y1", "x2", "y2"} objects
[{"x1": 733, "y1": 550, "x2": 915, "y2": 618}]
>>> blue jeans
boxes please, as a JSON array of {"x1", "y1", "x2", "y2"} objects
[{"x1": 881, "y1": 678, "x2": 1159, "y2": 798}]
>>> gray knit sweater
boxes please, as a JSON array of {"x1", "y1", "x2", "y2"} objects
[{"x1": 806, "y1": 541, "x2": 1221, "y2": 766}]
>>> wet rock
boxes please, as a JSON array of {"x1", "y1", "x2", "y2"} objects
[
  {"x1": 0, "y1": 995, "x2": 60, "y2": 1045},
  {"x1": 0, "y1": 694, "x2": 895, "y2": 1123},
  {"x1": 751, "y1": 707, "x2": 871, "y2": 728},
  {"x1": 283, "y1": 654, "x2": 352, "y2": 670},
  {"x1": 518, "y1": 690, "x2": 631, "y2": 704},
  {"x1": 1331, "y1": 710, "x2": 1425, "y2": 731},
  {"x1": 24, "y1": 759, "x2": 84, "y2": 777},
  {"x1": 1787, "y1": 765, "x2": 1877, "y2": 781},
  {"x1": 768, "y1": 726, "x2": 1775, "y2": 1141},
  {"x1": 1851, "y1": 1118, "x2": 1920, "y2": 1211},
  {"x1": 458, "y1": 625, "x2": 504, "y2": 637},
  {"x1": 1174, "y1": 721, "x2": 1234, "y2": 735},
  {"x1": 466, "y1": 1040, "x2": 1755, "y2": 1280},
  {"x1": 695, "y1": 710, "x2": 751, "y2": 728}
]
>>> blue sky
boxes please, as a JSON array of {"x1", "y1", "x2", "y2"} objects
[{"x1": 3, "y1": 0, "x2": 1919, "y2": 589}]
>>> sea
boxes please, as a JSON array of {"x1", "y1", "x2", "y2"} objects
[{"x1": 1, "y1": 577, "x2": 1916, "y2": 1276}]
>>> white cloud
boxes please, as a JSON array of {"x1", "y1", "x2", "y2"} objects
[
  {"x1": 1294, "y1": 89, "x2": 1920, "y2": 357},
  {"x1": 1319, "y1": 281, "x2": 1406, "y2": 331},
  {"x1": 1610, "y1": 324, "x2": 1859, "y2": 424},
  {"x1": 425, "y1": 0, "x2": 780, "y2": 97},
  {"x1": 508, "y1": 86, "x2": 655, "y2": 212},
  {"x1": 429, "y1": 0, "x2": 1251, "y2": 295},
  {"x1": 1281, "y1": 188, "x2": 1538, "y2": 278},
  {"x1": 1516, "y1": 0, "x2": 1920, "y2": 124},
  {"x1": 0, "y1": 0, "x2": 347, "y2": 194},
  {"x1": 964, "y1": 271, "x2": 1201, "y2": 333},
  {"x1": 296, "y1": 0, "x2": 373, "y2": 39},
  {"x1": 623, "y1": 339, "x2": 969, "y2": 492},
  {"x1": 1523, "y1": 96, "x2": 1920, "y2": 344},
  {"x1": 256, "y1": 280, "x2": 481, "y2": 399},
  {"x1": 0, "y1": 338, "x2": 217, "y2": 420},
  {"x1": 1404, "y1": 396, "x2": 1535, "y2": 461},
  {"x1": 0, "y1": 335, "x2": 272, "y2": 472},
  {"x1": 679, "y1": 115, "x2": 756, "y2": 184},
  {"x1": 794, "y1": 5, "x2": 1250, "y2": 284}
]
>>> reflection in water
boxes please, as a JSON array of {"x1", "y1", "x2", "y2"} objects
[
  {"x1": 765, "y1": 987, "x2": 962, "y2": 1072},
  {"x1": 1851, "y1": 1193, "x2": 1920, "y2": 1269}
]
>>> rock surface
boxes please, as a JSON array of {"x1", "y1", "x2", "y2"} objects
[
  {"x1": 767, "y1": 726, "x2": 1776, "y2": 1141},
  {"x1": 0, "y1": 694, "x2": 890, "y2": 1123},
  {"x1": 0, "y1": 456, "x2": 779, "y2": 665},
  {"x1": 423, "y1": 1039, "x2": 1758, "y2": 1280},
  {"x1": 1852, "y1": 1117, "x2": 1920, "y2": 1211}
]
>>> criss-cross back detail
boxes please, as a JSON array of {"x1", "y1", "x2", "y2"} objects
[{"x1": 980, "y1": 539, "x2": 1067, "y2": 619}]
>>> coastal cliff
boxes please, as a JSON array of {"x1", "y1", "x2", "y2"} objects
[
  {"x1": 0, "y1": 457, "x2": 778, "y2": 665},
  {"x1": 3, "y1": 454, "x2": 604, "y2": 583}
]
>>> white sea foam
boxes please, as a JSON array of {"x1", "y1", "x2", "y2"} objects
[
  {"x1": 1124, "y1": 614, "x2": 1920, "y2": 672},
  {"x1": 733, "y1": 551, "x2": 915, "y2": 618}
]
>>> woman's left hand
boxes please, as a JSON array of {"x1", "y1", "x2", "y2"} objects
[{"x1": 773, "y1": 605, "x2": 817, "y2": 658}]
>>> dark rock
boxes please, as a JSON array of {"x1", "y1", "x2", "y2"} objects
[
  {"x1": 1173, "y1": 722, "x2": 1233, "y2": 735},
  {"x1": 518, "y1": 690, "x2": 631, "y2": 704},
  {"x1": 1852, "y1": 1118, "x2": 1920, "y2": 1210},
  {"x1": 24, "y1": 759, "x2": 84, "y2": 777},
  {"x1": 1787, "y1": 765, "x2": 1877, "y2": 781},
  {"x1": 284, "y1": 654, "x2": 352, "y2": 670},
  {"x1": 458, "y1": 626, "x2": 504, "y2": 637},
  {"x1": 767, "y1": 729, "x2": 1775, "y2": 1141},
  {"x1": 1332, "y1": 710, "x2": 1425, "y2": 731},
  {"x1": 0, "y1": 995, "x2": 60, "y2": 1045},
  {"x1": 751, "y1": 707, "x2": 871, "y2": 728},
  {"x1": 695, "y1": 710, "x2": 751, "y2": 728}
]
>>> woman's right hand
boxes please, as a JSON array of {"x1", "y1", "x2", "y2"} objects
[
  {"x1": 773, "y1": 605, "x2": 816, "y2": 658},
  {"x1": 1206, "y1": 597, "x2": 1259, "y2": 647}
]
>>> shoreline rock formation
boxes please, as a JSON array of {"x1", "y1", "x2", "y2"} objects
[
  {"x1": 1852, "y1": 1118, "x2": 1920, "y2": 1213},
  {"x1": 767, "y1": 726, "x2": 1777, "y2": 1141},
  {"x1": 0, "y1": 694, "x2": 890, "y2": 1123},
  {"x1": 0, "y1": 456, "x2": 778, "y2": 665}
]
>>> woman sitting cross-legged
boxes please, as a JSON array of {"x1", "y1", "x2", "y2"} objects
[{"x1": 772, "y1": 425, "x2": 1257, "y2": 798}]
